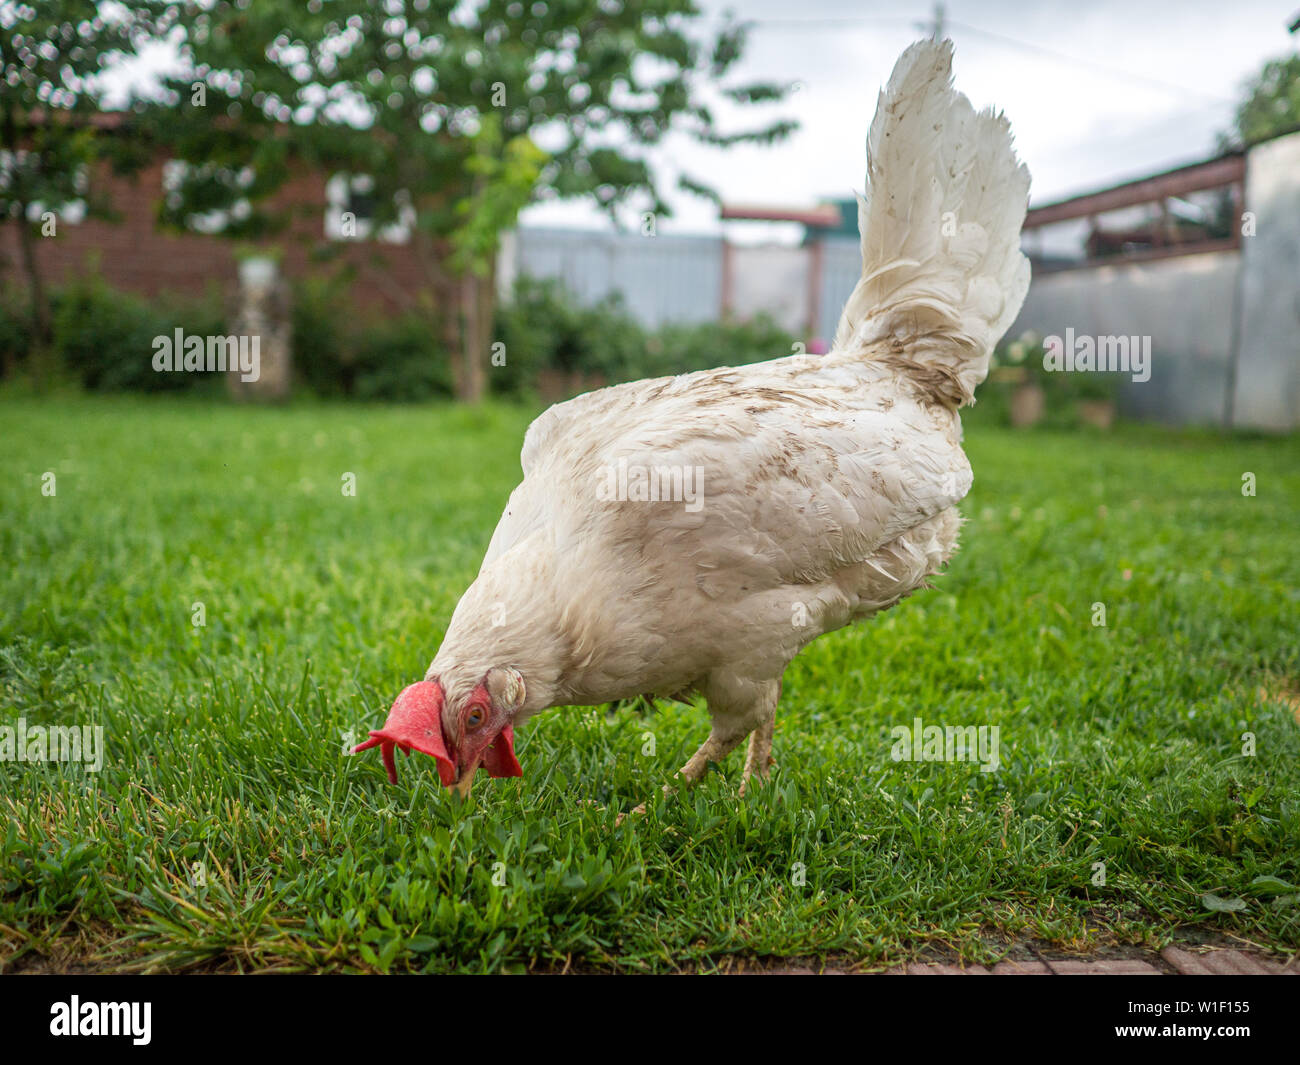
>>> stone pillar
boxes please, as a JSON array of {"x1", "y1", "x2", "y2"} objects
[{"x1": 229, "y1": 255, "x2": 292, "y2": 401}]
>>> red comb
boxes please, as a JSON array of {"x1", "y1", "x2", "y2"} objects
[{"x1": 353, "y1": 681, "x2": 456, "y2": 786}]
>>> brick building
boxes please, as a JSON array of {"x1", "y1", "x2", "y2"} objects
[{"x1": 1, "y1": 115, "x2": 440, "y2": 314}]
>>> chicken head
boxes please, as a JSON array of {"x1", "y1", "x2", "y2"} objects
[{"x1": 354, "y1": 669, "x2": 525, "y2": 795}]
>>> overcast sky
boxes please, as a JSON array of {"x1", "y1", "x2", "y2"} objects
[
  {"x1": 104, "y1": 0, "x2": 1299, "y2": 236},
  {"x1": 527, "y1": 0, "x2": 1300, "y2": 234}
]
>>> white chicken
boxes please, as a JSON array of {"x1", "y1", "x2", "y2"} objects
[{"x1": 355, "y1": 39, "x2": 1031, "y2": 798}]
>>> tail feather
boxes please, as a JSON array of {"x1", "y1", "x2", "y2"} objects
[{"x1": 832, "y1": 39, "x2": 1031, "y2": 406}]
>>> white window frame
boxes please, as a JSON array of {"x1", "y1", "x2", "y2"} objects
[
  {"x1": 162, "y1": 159, "x2": 253, "y2": 235},
  {"x1": 324, "y1": 172, "x2": 413, "y2": 244},
  {"x1": 0, "y1": 149, "x2": 87, "y2": 224}
]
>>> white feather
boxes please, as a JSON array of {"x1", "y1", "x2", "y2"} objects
[
  {"x1": 426, "y1": 40, "x2": 1031, "y2": 749},
  {"x1": 833, "y1": 39, "x2": 1031, "y2": 404}
]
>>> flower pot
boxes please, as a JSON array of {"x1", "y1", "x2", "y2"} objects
[
  {"x1": 1078, "y1": 399, "x2": 1116, "y2": 430},
  {"x1": 1010, "y1": 382, "x2": 1045, "y2": 428},
  {"x1": 537, "y1": 369, "x2": 607, "y2": 402}
]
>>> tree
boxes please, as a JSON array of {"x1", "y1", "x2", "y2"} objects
[
  {"x1": 1222, "y1": 52, "x2": 1300, "y2": 148},
  {"x1": 150, "y1": 0, "x2": 794, "y2": 401},
  {"x1": 0, "y1": 0, "x2": 162, "y2": 375}
]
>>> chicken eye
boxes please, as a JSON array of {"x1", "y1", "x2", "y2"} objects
[{"x1": 466, "y1": 707, "x2": 484, "y2": 730}]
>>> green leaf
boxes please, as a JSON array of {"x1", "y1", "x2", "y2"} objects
[{"x1": 1249, "y1": 875, "x2": 1298, "y2": 896}]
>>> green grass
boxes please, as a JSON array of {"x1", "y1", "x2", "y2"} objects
[{"x1": 2, "y1": 394, "x2": 1298, "y2": 973}]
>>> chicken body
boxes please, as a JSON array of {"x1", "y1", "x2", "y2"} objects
[
  {"x1": 421, "y1": 38, "x2": 1031, "y2": 793},
  {"x1": 430, "y1": 352, "x2": 968, "y2": 778}
]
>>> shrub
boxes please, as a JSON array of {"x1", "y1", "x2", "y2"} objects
[
  {"x1": 351, "y1": 313, "x2": 453, "y2": 401},
  {"x1": 492, "y1": 276, "x2": 647, "y2": 394},
  {"x1": 51, "y1": 274, "x2": 226, "y2": 394},
  {"x1": 291, "y1": 278, "x2": 453, "y2": 402},
  {"x1": 648, "y1": 315, "x2": 796, "y2": 379},
  {"x1": 289, "y1": 277, "x2": 351, "y2": 398},
  {"x1": 979, "y1": 330, "x2": 1121, "y2": 429},
  {"x1": 8, "y1": 271, "x2": 801, "y2": 401},
  {"x1": 493, "y1": 276, "x2": 797, "y2": 395},
  {"x1": 0, "y1": 290, "x2": 32, "y2": 376}
]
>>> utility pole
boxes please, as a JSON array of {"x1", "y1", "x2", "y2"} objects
[{"x1": 917, "y1": 2, "x2": 947, "y2": 40}]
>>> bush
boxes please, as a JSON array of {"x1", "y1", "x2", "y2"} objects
[
  {"x1": 491, "y1": 276, "x2": 646, "y2": 394},
  {"x1": 977, "y1": 330, "x2": 1121, "y2": 429},
  {"x1": 493, "y1": 276, "x2": 797, "y2": 395},
  {"x1": 50, "y1": 274, "x2": 225, "y2": 394},
  {"x1": 351, "y1": 313, "x2": 453, "y2": 401},
  {"x1": 3, "y1": 271, "x2": 449, "y2": 401},
  {"x1": 289, "y1": 277, "x2": 350, "y2": 398},
  {"x1": 0, "y1": 290, "x2": 33, "y2": 376},
  {"x1": 648, "y1": 315, "x2": 797, "y2": 380},
  {"x1": 6, "y1": 271, "x2": 801, "y2": 401},
  {"x1": 291, "y1": 278, "x2": 453, "y2": 402}
]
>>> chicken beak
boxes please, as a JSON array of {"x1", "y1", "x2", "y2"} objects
[
  {"x1": 449, "y1": 724, "x2": 522, "y2": 796},
  {"x1": 452, "y1": 761, "x2": 480, "y2": 798}
]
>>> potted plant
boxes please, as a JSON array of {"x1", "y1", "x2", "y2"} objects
[
  {"x1": 1071, "y1": 364, "x2": 1119, "y2": 429},
  {"x1": 990, "y1": 331, "x2": 1046, "y2": 428}
]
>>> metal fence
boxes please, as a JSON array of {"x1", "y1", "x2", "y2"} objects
[
  {"x1": 818, "y1": 236, "x2": 862, "y2": 346},
  {"x1": 511, "y1": 226, "x2": 724, "y2": 328}
]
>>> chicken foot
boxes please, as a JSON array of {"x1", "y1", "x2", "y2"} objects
[
  {"x1": 676, "y1": 730, "x2": 747, "y2": 785},
  {"x1": 614, "y1": 677, "x2": 781, "y2": 823},
  {"x1": 739, "y1": 711, "x2": 776, "y2": 797},
  {"x1": 679, "y1": 674, "x2": 781, "y2": 792}
]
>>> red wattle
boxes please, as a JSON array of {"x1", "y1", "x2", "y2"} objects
[{"x1": 482, "y1": 724, "x2": 523, "y2": 778}]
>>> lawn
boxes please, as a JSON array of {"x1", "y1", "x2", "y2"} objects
[{"x1": 2, "y1": 394, "x2": 1298, "y2": 973}]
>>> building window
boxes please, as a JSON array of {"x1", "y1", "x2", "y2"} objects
[
  {"x1": 0, "y1": 150, "x2": 87, "y2": 224},
  {"x1": 161, "y1": 160, "x2": 253, "y2": 235},
  {"x1": 324, "y1": 173, "x2": 413, "y2": 244},
  {"x1": 1021, "y1": 155, "x2": 1244, "y2": 273}
]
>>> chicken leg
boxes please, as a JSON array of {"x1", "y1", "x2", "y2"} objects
[
  {"x1": 677, "y1": 673, "x2": 781, "y2": 791},
  {"x1": 614, "y1": 676, "x2": 781, "y2": 823},
  {"x1": 740, "y1": 706, "x2": 777, "y2": 797}
]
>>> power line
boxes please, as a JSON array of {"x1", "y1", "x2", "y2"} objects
[
  {"x1": 742, "y1": 13, "x2": 1237, "y2": 106},
  {"x1": 740, "y1": 16, "x2": 912, "y2": 29},
  {"x1": 945, "y1": 19, "x2": 1236, "y2": 105},
  {"x1": 918, "y1": 2, "x2": 946, "y2": 41}
]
